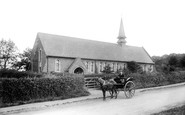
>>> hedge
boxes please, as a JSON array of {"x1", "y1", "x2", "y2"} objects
[
  {"x1": 84, "y1": 71, "x2": 185, "y2": 89},
  {"x1": 85, "y1": 73, "x2": 118, "y2": 80},
  {"x1": 130, "y1": 71, "x2": 185, "y2": 89},
  {"x1": 0, "y1": 69, "x2": 43, "y2": 78},
  {"x1": 0, "y1": 74, "x2": 89, "y2": 107}
]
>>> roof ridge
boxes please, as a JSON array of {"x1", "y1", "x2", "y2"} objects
[
  {"x1": 37, "y1": 32, "x2": 144, "y2": 49},
  {"x1": 37, "y1": 32, "x2": 119, "y2": 46}
]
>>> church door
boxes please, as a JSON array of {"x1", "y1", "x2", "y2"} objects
[{"x1": 74, "y1": 67, "x2": 84, "y2": 74}]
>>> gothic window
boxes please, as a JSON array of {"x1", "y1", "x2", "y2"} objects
[
  {"x1": 91, "y1": 62, "x2": 94, "y2": 72},
  {"x1": 116, "y1": 63, "x2": 119, "y2": 71},
  {"x1": 110, "y1": 63, "x2": 113, "y2": 71},
  {"x1": 55, "y1": 59, "x2": 60, "y2": 72},
  {"x1": 113, "y1": 63, "x2": 115, "y2": 71},
  {"x1": 112, "y1": 63, "x2": 115, "y2": 71},
  {"x1": 114, "y1": 63, "x2": 117, "y2": 72},
  {"x1": 118, "y1": 64, "x2": 121, "y2": 70},
  {"x1": 39, "y1": 49, "x2": 42, "y2": 62},
  {"x1": 38, "y1": 49, "x2": 42, "y2": 72},
  {"x1": 149, "y1": 65, "x2": 153, "y2": 72},
  {"x1": 87, "y1": 62, "x2": 89, "y2": 70},
  {"x1": 85, "y1": 61, "x2": 89, "y2": 72},
  {"x1": 103, "y1": 62, "x2": 105, "y2": 71},
  {"x1": 143, "y1": 64, "x2": 146, "y2": 72},
  {"x1": 99, "y1": 62, "x2": 102, "y2": 72},
  {"x1": 123, "y1": 63, "x2": 125, "y2": 70},
  {"x1": 84, "y1": 61, "x2": 88, "y2": 68}
]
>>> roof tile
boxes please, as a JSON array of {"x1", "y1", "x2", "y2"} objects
[{"x1": 37, "y1": 32, "x2": 154, "y2": 64}]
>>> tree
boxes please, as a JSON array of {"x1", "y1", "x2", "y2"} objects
[
  {"x1": 168, "y1": 56, "x2": 178, "y2": 67},
  {"x1": 127, "y1": 61, "x2": 142, "y2": 73},
  {"x1": 0, "y1": 39, "x2": 18, "y2": 69},
  {"x1": 102, "y1": 64, "x2": 113, "y2": 74},
  {"x1": 12, "y1": 48, "x2": 32, "y2": 71},
  {"x1": 152, "y1": 53, "x2": 185, "y2": 72}
]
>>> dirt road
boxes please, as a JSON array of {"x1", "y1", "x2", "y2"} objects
[{"x1": 6, "y1": 85, "x2": 185, "y2": 115}]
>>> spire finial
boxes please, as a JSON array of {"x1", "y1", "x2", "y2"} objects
[{"x1": 117, "y1": 18, "x2": 127, "y2": 46}]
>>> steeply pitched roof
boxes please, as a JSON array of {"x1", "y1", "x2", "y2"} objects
[
  {"x1": 118, "y1": 18, "x2": 126, "y2": 39},
  {"x1": 37, "y1": 32, "x2": 154, "y2": 64}
]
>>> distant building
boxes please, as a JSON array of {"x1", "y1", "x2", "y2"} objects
[{"x1": 31, "y1": 19, "x2": 154, "y2": 74}]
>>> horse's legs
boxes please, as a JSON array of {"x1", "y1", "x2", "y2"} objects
[
  {"x1": 102, "y1": 89, "x2": 106, "y2": 100},
  {"x1": 114, "y1": 86, "x2": 118, "y2": 99},
  {"x1": 114, "y1": 89, "x2": 118, "y2": 99},
  {"x1": 110, "y1": 89, "x2": 114, "y2": 98}
]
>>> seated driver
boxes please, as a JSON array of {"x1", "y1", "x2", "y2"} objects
[{"x1": 114, "y1": 71, "x2": 125, "y2": 84}]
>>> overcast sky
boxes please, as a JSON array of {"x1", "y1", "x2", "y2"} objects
[{"x1": 0, "y1": 0, "x2": 185, "y2": 56}]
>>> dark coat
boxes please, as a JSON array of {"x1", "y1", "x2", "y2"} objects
[{"x1": 114, "y1": 73, "x2": 125, "y2": 84}]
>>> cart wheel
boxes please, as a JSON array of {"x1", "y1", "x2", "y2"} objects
[{"x1": 124, "y1": 81, "x2": 135, "y2": 98}]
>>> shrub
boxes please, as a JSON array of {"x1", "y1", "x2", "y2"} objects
[
  {"x1": 130, "y1": 71, "x2": 185, "y2": 89},
  {"x1": 85, "y1": 71, "x2": 185, "y2": 89},
  {"x1": 85, "y1": 73, "x2": 118, "y2": 80},
  {"x1": 127, "y1": 61, "x2": 142, "y2": 73},
  {"x1": 101, "y1": 64, "x2": 114, "y2": 74},
  {"x1": 0, "y1": 69, "x2": 43, "y2": 78},
  {"x1": 0, "y1": 74, "x2": 89, "y2": 107}
]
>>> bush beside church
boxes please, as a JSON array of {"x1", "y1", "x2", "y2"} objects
[{"x1": 0, "y1": 73, "x2": 89, "y2": 108}]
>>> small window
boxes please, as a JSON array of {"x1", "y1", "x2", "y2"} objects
[
  {"x1": 39, "y1": 49, "x2": 42, "y2": 62},
  {"x1": 99, "y1": 62, "x2": 102, "y2": 72},
  {"x1": 86, "y1": 61, "x2": 89, "y2": 71},
  {"x1": 87, "y1": 62, "x2": 89, "y2": 69},
  {"x1": 91, "y1": 62, "x2": 94, "y2": 72},
  {"x1": 55, "y1": 59, "x2": 60, "y2": 72},
  {"x1": 114, "y1": 63, "x2": 117, "y2": 72},
  {"x1": 103, "y1": 63, "x2": 105, "y2": 69},
  {"x1": 84, "y1": 61, "x2": 88, "y2": 68},
  {"x1": 111, "y1": 63, "x2": 113, "y2": 71},
  {"x1": 113, "y1": 63, "x2": 115, "y2": 72},
  {"x1": 149, "y1": 65, "x2": 153, "y2": 72},
  {"x1": 123, "y1": 64, "x2": 125, "y2": 70}
]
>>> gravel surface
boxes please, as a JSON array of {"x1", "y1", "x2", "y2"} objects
[{"x1": 4, "y1": 84, "x2": 185, "y2": 115}]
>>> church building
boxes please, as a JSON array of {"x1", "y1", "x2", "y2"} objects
[{"x1": 31, "y1": 19, "x2": 154, "y2": 74}]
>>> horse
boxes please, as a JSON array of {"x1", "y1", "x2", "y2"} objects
[{"x1": 96, "y1": 77, "x2": 117, "y2": 100}]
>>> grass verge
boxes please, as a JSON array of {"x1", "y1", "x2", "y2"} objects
[{"x1": 152, "y1": 104, "x2": 185, "y2": 115}]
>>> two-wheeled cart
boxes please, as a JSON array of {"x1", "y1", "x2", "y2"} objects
[{"x1": 111, "y1": 77, "x2": 135, "y2": 98}]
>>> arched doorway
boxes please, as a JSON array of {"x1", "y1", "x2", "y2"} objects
[{"x1": 74, "y1": 67, "x2": 84, "y2": 74}]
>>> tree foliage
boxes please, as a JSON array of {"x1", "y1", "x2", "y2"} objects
[
  {"x1": 0, "y1": 39, "x2": 18, "y2": 69},
  {"x1": 127, "y1": 61, "x2": 142, "y2": 73},
  {"x1": 12, "y1": 48, "x2": 32, "y2": 71},
  {"x1": 152, "y1": 53, "x2": 185, "y2": 73},
  {"x1": 101, "y1": 64, "x2": 113, "y2": 74},
  {"x1": 168, "y1": 56, "x2": 178, "y2": 67}
]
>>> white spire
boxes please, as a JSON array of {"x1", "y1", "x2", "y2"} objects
[{"x1": 117, "y1": 18, "x2": 127, "y2": 46}]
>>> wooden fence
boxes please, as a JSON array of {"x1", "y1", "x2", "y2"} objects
[{"x1": 84, "y1": 77, "x2": 99, "y2": 88}]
